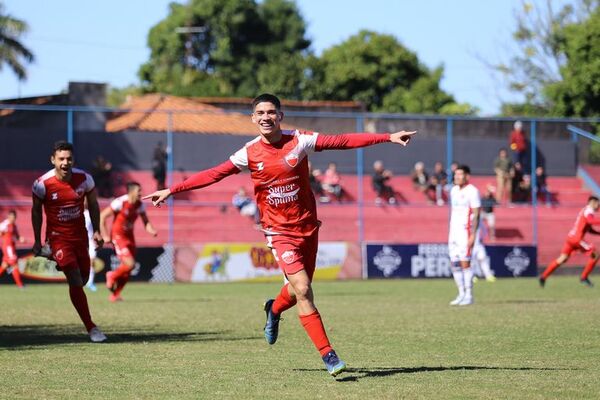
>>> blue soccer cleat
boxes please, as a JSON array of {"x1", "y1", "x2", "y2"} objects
[
  {"x1": 322, "y1": 350, "x2": 347, "y2": 377},
  {"x1": 263, "y1": 299, "x2": 281, "y2": 345}
]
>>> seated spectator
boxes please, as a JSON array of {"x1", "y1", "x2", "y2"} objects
[
  {"x1": 431, "y1": 161, "x2": 448, "y2": 205},
  {"x1": 480, "y1": 185, "x2": 497, "y2": 240},
  {"x1": 536, "y1": 166, "x2": 552, "y2": 205},
  {"x1": 92, "y1": 155, "x2": 113, "y2": 198},
  {"x1": 494, "y1": 148, "x2": 513, "y2": 204},
  {"x1": 513, "y1": 174, "x2": 532, "y2": 203},
  {"x1": 232, "y1": 187, "x2": 260, "y2": 226},
  {"x1": 372, "y1": 160, "x2": 397, "y2": 206},
  {"x1": 411, "y1": 161, "x2": 435, "y2": 203},
  {"x1": 510, "y1": 161, "x2": 524, "y2": 203},
  {"x1": 322, "y1": 162, "x2": 346, "y2": 202},
  {"x1": 308, "y1": 162, "x2": 329, "y2": 203}
]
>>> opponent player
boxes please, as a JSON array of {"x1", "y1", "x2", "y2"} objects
[
  {"x1": 31, "y1": 141, "x2": 107, "y2": 342},
  {"x1": 0, "y1": 210, "x2": 25, "y2": 288},
  {"x1": 143, "y1": 93, "x2": 416, "y2": 377},
  {"x1": 101, "y1": 182, "x2": 157, "y2": 302},
  {"x1": 540, "y1": 196, "x2": 600, "y2": 287},
  {"x1": 448, "y1": 165, "x2": 481, "y2": 306}
]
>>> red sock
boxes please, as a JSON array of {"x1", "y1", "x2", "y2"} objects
[
  {"x1": 11, "y1": 266, "x2": 23, "y2": 287},
  {"x1": 114, "y1": 271, "x2": 130, "y2": 296},
  {"x1": 581, "y1": 257, "x2": 598, "y2": 280},
  {"x1": 0, "y1": 266, "x2": 6, "y2": 277},
  {"x1": 299, "y1": 310, "x2": 333, "y2": 356},
  {"x1": 68, "y1": 285, "x2": 96, "y2": 332},
  {"x1": 113, "y1": 264, "x2": 132, "y2": 280},
  {"x1": 272, "y1": 283, "x2": 296, "y2": 314},
  {"x1": 542, "y1": 260, "x2": 560, "y2": 279}
]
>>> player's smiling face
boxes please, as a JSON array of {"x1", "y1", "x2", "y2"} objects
[
  {"x1": 51, "y1": 150, "x2": 74, "y2": 180},
  {"x1": 252, "y1": 101, "x2": 283, "y2": 141},
  {"x1": 454, "y1": 169, "x2": 468, "y2": 187}
]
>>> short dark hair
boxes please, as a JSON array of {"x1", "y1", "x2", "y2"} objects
[
  {"x1": 8, "y1": 209, "x2": 16, "y2": 216},
  {"x1": 127, "y1": 181, "x2": 141, "y2": 192},
  {"x1": 252, "y1": 93, "x2": 281, "y2": 111},
  {"x1": 53, "y1": 140, "x2": 74, "y2": 154},
  {"x1": 589, "y1": 196, "x2": 599, "y2": 203},
  {"x1": 456, "y1": 164, "x2": 471, "y2": 175}
]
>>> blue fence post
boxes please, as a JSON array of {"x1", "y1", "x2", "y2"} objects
[
  {"x1": 356, "y1": 115, "x2": 365, "y2": 252},
  {"x1": 67, "y1": 109, "x2": 73, "y2": 144},
  {"x1": 530, "y1": 120, "x2": 538, "y2": 246},
  {"x1": 167, "y1": 112, "x2": 174, "y2": 250},
  {"x1": 446, "y1": 118, "x2": 453, "y2": 177}
]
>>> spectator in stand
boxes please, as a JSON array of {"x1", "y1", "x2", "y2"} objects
[
  {"x1": 152, "y1": 142, "x2": 168, "y2": 191},
  {"x1": 432, "y1": 161, "x2": 448, "y2": 206},
  {"x1": 480, "y1": 185, "x2": 497, "y2": 241},
  {"x1": 509, "y1": 120, "x2": 528, "y2": 168},
  {"x1": 412, "y1": 161, "x2": 435, "y2": 203},
  {"x1": 511, "y1": 161, "x2": 524, "y2": 203},
  {"x1": 322, "y1": 162, "x2": 345, "y2": 202},
  {"x1": 514, "y1": 174, "x2": 532, "y2": 203},
  {"x1": 308, "y1": 162, "x2": 329, "y2": 203},
  {"x1": 494, "y1": 148, "x2": 513, "y2": 204},
  {"x1": 372, "y1": 160, "x2": 397, "y2": 206},
  {"x1": 91, "y1": 155, "x2": 113, "y2": 198},
  {"x1": 232, "y1": 187, "x2": 260, "y2": 226},
  {"x1": 536, "y1": 166, "x2": 552, "y2": 206},
  {"x1": 447, "y1": 161, "x2": 459, "y2": 191}
]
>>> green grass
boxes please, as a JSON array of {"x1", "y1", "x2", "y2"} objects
[{"x1": 2, "y1": 277, "x2": 600, "y2": 399}]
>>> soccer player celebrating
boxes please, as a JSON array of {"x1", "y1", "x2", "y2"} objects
[
  {"x1": 448, "y1": 165, "x2": 481, "y2": 306},
  {"x1": 540, "y1": 196, "x2": 600, "y2": 287},
  {"x1": 0, "y1": 210, "x2": 25, "y2": 288},
  {"x1": 31, "y1": 141, "x2": 107, "y2": 342},
  {"x1": 101, "y1": 182, "x2": 157, "y2": 302},
  {"x1": 143, "y1": 93, "x2": 416, "y2": 377}
]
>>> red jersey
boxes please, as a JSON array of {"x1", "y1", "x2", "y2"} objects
[
  {"x1": 170, "y1": 130, "x2": 392, "y2": 238},
  {"x1": 0, "y1": 219, "x2": 19, "y2": 247},
  {"x1": 567, "y1": 205, "x2": 600, "y2": 242},
  {"x1": 109, "y1": 194, "x2": 146, "y2": 239},
  {"x1": 510, "y1": 130, "x2": 527, "y2": 152},
  {"x1": 32, "y1": 168, "x2": 94, "y2": 243}
]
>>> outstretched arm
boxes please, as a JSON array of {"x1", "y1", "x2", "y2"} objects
[
  {"x1": 143, "y1": 160, "x2": 240, "y2": 207},
  {"x1": 315, "y1": 131, "x2": 416, "y2": 151}
]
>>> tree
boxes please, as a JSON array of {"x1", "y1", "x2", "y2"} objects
[
  {"x1": 139, "y1": 0, "x2": 310, "y2": 98},
  {"x1": 303, "y1": 30, "x2": 474, "y2": 114},
  {"x1": 0, "y1": 2, "x2": 34, "y2": 80}
]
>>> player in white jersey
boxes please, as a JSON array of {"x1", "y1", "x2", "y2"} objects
[{"x1": 448, "y1": 165, "x2": 481, "y2": 306}]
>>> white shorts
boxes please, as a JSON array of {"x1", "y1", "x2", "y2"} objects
[{"x1": 448, "y1": 234, "x2": 480, "y2": 263}]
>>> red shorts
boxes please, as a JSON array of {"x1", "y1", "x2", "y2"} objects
[
  {"x1": 561, "y1": 238, "x2": 595, "y2": 256},
  {"x1": 49, "y1": 239, "x2": 90, "y2": 273},
  {"x1": 2, "y1": 244, "x2": 17, "y2": 265},
  {"x1": 113, "y1": 236, "x2": 136, "y2": 261},
  {"x1": 266, "y1": 230, "x2": 318, "y2": 279}
]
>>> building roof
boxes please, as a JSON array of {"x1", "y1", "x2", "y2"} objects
[{"x1": 105, "y1": 94, "x2": 299, "y2": 135}]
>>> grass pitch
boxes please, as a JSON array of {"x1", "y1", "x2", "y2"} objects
[{"x1": 1, "y1": 277, "x2": 600, "y2": 399}]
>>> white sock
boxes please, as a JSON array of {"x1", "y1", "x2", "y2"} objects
[
  {"x1": 451, "y1": 267, "x2": 465, "y2": 297},
  {"x1": 463, "y1": 268, "x2": 474, "y2": 298},
  {"x1": 87, "y1": 268, "x2": 95, "y2": 286},
  {"x1": 479, "y1": 256, "x2": 493, "y2": 279}
]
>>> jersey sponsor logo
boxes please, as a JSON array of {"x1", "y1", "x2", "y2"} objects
[
  {"x1": 284, "y1": 152, "x2": 299, "y2": 168},
  {"x1": 373, "y1": 245, "x2": 402, "y2": 277},
  {"x1": 504, "y1": 247, "x2": 530, "y2": 276},
  {"x1": 57, "y1": 206, "x2": 81, "y2": 222},
  {"x1": 281, "y1": 250, "x2": 296, "y2": 264},
  {"x1": 257, "y1": 162, "x2": 264, "y2": 171},
  {"x1": 266, "y1": 183, "x2": 300, "y2": 206}
]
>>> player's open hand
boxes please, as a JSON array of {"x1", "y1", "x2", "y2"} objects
[
  {"x1": 390, "y1": 130, "x2": 417, "y2": 146},
  {"x1": 142, "y1": 189, "x2": 172, "y2": 208}
]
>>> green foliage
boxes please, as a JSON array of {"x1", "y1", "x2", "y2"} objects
[
  {"x1": 106, "y1": 85, "x2": 144, "y2": 107},
  {"x1": 0, "y1": 2, "x2": 34, "y2": 80}
]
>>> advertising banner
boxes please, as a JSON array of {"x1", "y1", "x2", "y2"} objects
[{"x1": 365, "y1": 243, "x2": 537, "y2": 279}]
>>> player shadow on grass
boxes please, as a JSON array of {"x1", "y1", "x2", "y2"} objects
[
  {"x1": 0, "y1": 324, "x2": 261, "y2": 349},
  {"x1": 295, "y1": 365, "x2": 579, "y2": 382}
]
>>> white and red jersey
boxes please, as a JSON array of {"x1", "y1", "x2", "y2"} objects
[
  {"x1": 449, "y1": 183, "x2": 481, "y2": 241},
  {"x1": 0, "y1": 219, "x2": 19, "y2": 248},
  {"x1": 109, "y1": 194, "x2": 146, "y2": 239},
  {"x1": 170, "y1": 129, "x2": 392, "y2": 238},
  {"x1": 567, "y1": 205, "x2": 600, "y2": 242},
  {"x1": 32, "y1": 168, "x2": 94, "y2": 243}
]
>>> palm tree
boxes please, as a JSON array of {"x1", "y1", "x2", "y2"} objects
[{"x1": 0, "y1": 2, "x2": 34, "y2": 80}]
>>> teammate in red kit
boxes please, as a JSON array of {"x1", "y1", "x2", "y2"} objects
[
  {"x1": 540, "y1": 196, "x2": 600, "y2": 287},
  {"x1": 31, "y1": 141, "x2": 107, "y2": 342},
  {"x1": 0, "y1": 210, "x2": 25, "y2": 288},
  {"x1": 100, "y1": 182, "x2": 157, "y2": 302},
  {"x1": 143, "y1": 93, "x2": 416, "y2": 377}
]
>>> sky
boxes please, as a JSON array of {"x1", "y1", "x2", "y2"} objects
[{"x1": 0, "y1": 0, "x2": 564, "y2": 115}]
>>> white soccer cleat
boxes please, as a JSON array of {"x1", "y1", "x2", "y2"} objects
[
  {"x1": 449, "y1": 295, "x2": 464, "y2": 306},
  {"x1": 458, "y1": 296, "x2": 473, "y2": 306},
  {"x1": 89, "y1": 326, "x2": 107, "y2": 343}
]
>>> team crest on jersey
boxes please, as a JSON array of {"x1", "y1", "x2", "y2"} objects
[
  {"x1": 284, "y1": 152, "x2": 299, "y2": 168},
  {"x1": 281, "y1": 250, "x2": 296, "y2": 264},
  {"x1": 55, "y1": 249, "x2": 64, "y2": 261}
]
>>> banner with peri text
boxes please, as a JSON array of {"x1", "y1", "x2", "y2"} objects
[
  {"x1": 364, "y1": 243, "x2": 537, "y2": 279},
  {"x1": 173, "y1": 242, "x2": 350, "y2": 283}
]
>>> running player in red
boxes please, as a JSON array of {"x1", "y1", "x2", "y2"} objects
[
  {"x1": 31, "y1": 141, "x2": 107, "y2": 342},
  {"x1": 540, "y1": 196, "x2": 600, "y2": 287},
  {"x1": 143, "y1": 93, "x2": 416, "y2": 377},
  {"x1": 0, "y1": 210, "x2": 25, "y2": 288},
  {"x1": 100, "y1": 182, "x2": 157, "y2": 302}
]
